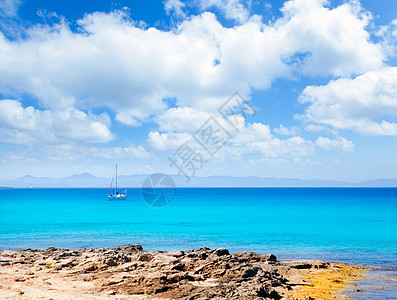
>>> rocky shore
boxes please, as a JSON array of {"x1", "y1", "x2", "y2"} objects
[{"x1": 0, "y1": 245, "x2": 365, "y2": 299}]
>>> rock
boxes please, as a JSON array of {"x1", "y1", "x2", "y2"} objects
[
  {"x1": 233, "y1": 251, "x2": 277, "y2": 263},
  {"x1": 0, "y1": 245, "x2": 337, "y2": 299},
  {"x1": 261, "y1": 254, "x2": 277, "y2": 262},
  {"x1": 105, "y1": 258, "x2": 118, "y2": 267},
  {"x1": 256, "y1": 285, "x2": 282, "y2": 299},
  {"x1": 167, "y1": 250, "x2": 184, "y2": 258},
  {"x1": 15, "y1": 277, "x2": 26, "y2": 282},
  {"x1": 213, "y1": 248, "x2": 229, "y2": 256},
  {"x1": 241, "y1": 267, "x2": 260, "y2": 278},
  {"x1": 115, "y1": 244, "x2": 144, "y2": 254},
  {"x1": 233, "y1": 251, "x2": 262, "y2": 262},
  {"x1": 283, "y1": 260, "x2": 328, "y2": 269},
  {"x1": 83, "y1": 264, "x2": 98, "y2": 272},
  {"x1": 172, "y1": 263, "x2": 185, "y2": 271},
  {"x1": 138, "y1": 253, "x2": 154, "y2": 262},
  {"x1": 186, "y1": 248, "x2": 210, "y2": 260}
]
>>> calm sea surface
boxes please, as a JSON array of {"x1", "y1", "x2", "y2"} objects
[{"x1": 0, "y1": 188, "x2": 396, "y2": 298}]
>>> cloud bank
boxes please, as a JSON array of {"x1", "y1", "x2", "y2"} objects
[{"x1": 0, "y1": 0, "x2": 395, "y2": 171}]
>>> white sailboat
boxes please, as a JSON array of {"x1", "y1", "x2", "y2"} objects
[{"x1": 108, "y1": 164, "x2": 127, "y2": 199}]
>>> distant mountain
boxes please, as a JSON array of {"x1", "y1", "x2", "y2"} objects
[
  {"x1": 355, "y1": 178, "x2": 397, "y2": 187},
  {"x1": 0, "y1": 173, "x2": 397, "y2": 188}
]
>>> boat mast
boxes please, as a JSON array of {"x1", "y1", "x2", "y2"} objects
[
  {"x1": 108, "y1": 165, "x2": 116, "y2": 196},
  {"x1": 115, "y1": 164, "x2": 118, "y2": 194}
]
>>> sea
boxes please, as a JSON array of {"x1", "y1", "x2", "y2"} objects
[{"x1": 0, "y1": 187, "x2": 396, "y2": 298}]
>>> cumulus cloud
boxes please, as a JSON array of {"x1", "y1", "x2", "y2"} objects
[
  {"x1": 298, "y1": 67, "x2": 397, "y2": 136},
  {"x1": 156, "y1": 107, "x2": 212, "y2": 133},
  {"x1": 0, "y1": 0, "x2": 392, "y2": 171},
  {"x1": 197, "y1": 0, "x2": 251, "y2": 24},
  {"x1": 316, "y1": 136, "x2": 354, "y2": 153},
  {"x1": 0, "y1": 99, "x2": 113, "y2": 144},
  {"x1": 0, "y1": 0, "x2": 21, "y2": 17},
  {"x1": 164, "y1": 0, "x2": 187, "y2": 18},
  {"x1": 227, "y1": 136, "x2": 316, "y2": 158},
  {"x1": 277, "y1": 0, "x2": 383, "y2": 76},
  {"x1": 273, "y1": 124, "x2": 301, "y2": 136},
  {"x1": 147, "y1": 131, "x2": 192, "y2": 151},
  {"x1": 0, "y1": 0, "x2": 385, "y2": 127},
  {"x1": 149, "y1": 110, "x2": 315, "y2": 160},
  {"x1": 376, "y1": 19, "x2": 397, "y2": 57}
]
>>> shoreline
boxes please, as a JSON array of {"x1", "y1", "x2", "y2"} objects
[{"x1": 0, "y1": 245, "x2": 369, "y2": 299}]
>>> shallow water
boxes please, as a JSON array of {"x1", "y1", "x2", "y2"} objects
[{"x1": 0, "y1": 187, "x2": 396, "y2": 297}]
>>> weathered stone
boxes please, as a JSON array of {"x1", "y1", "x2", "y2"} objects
[
  {"x1": 138, "y1": 253, "x2": 154, "y2": 262},
  {"x1": 0, "y1": 245, "x2": 341, "y2": 299},
  {"x1": 167, "y1": 250, "x2": 184, "y2": 258},
  {"x1": 213, "y1": 248, "x2": 229, "y2": 256}
]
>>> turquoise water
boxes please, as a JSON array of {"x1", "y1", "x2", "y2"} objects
[{"x1": 0, "y1": 188, "x2": 397, "y2": 297}]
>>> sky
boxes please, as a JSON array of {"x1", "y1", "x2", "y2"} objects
[{"x1": 0, "y1": 0, "x2": 396, "y2": 182}]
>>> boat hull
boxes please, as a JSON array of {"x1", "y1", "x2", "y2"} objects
[{"x1": 108, "y1": 194, "x2": 127, "y2": 199}]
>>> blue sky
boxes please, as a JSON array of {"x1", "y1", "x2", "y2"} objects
[{"x1": 0, "y1": 0, "x2": 396, "y2": 182}]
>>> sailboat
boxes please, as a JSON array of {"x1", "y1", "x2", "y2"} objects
[{"x1": 108, "y1": 164, "x2": 127, "y2": 199}]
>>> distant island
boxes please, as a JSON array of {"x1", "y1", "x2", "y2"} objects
[{"x1": 1, "y1": 173, "x2": 397, "y2": 188}]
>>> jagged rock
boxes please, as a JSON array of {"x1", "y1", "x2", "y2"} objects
[
  {"x1": 167, "y1": 250, "x2": 184, "y2": 257},
  {"x1": 233, "y1": 251, "x2": 277, "y2": 263},
  {"x1": 213, "y1": 248, "x2": 229, "y2": 256},
  {"x1": 284, "y1": 260, "x2": 328, "y2": 269},
  {"x1": 138, "y1": 253, "x2": 153, "y2": 262},
  {"x1": 0, "y1": 244, "x2": 339, "y2": 299}
]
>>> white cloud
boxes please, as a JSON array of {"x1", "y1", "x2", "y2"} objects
[
  {"x1": 0, "y1": 99, "x2": 113, "y2": 144},
  {"x1": 0, "y1": 0, "x2": 392, "y2": 172},
  {"x1": 228, "y1": 136, "x2": 316, "y2": 158},
  {"x1": 164, "y1": 0, "x2": 186, "y2": 18},
  {"x1": 376, "y1": 19, "x2": 397, "y2": 57},
  {"x1": 197, "y1": 0, "x2": 251, "y2": 24},
  {"x1": 273, "y1": 124, "x2": 301, "y2": 136},
  {"x1": 88, "y1": 145, "x2": 150, "y2": 159},
  {"x1": 147, "y1": 131, "x2": 192, "y2": 151},
  {"x1": 0, "y1": 0, "x2": 384, "y2": 129},
  {"x1": 298, "y1": 67, "x2": 397, "y2": 136},
  {"x1": 277, "y1": 0, "x2": 384, "y2": 76},
  {"x1": 115, "y1": 111, "x2": 143, "y2": 127},
  {"x1": 231, "y1": 121, "x2": 273, "y2": 143},
  {"x1": 316, "y1": 136, "x2": 355, "y2": 153},
  {"x1": 0, "y1": 0, "x2": 21, "y2": 17},
  {"x1": 156, "y1": 107, "x2": 211, "y2": 133},
  {"x1": 150, "y1": 109, "x2": 315, "y2": 159},
  {"x1": 4, "y1": 144, "x2": 150, "y2": 161}
]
